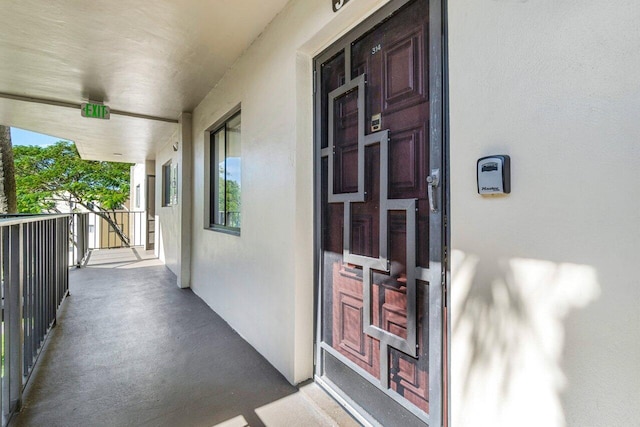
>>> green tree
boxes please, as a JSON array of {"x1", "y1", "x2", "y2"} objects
[
  {"x1": 225, "y1": 179, "x2": 241, "y2": 228},
  {"x1": 14, "y1": 141, "x2": 132, "y2": 243},
  {"x1": 218, "y1": 166, "x2": 241, "y2": 228}
]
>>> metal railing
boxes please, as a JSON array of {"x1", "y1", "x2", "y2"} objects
[
  {"x1": 69, "y1": 211, "x2": 147, "y2": 266},
  {"x1": 0, "y1": 215, "x2": 69, "y2": 426},
  {"x1": 0, "y1": 210, "x2": 145, "y2": 424}
]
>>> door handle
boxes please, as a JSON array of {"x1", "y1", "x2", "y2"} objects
[{"x1": 426, "y1": 169, "x2": 440, "y2": 212}]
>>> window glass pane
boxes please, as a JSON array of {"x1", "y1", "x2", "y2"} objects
[
  {"x1": 226, "y1": 115, "x2": 241, "y2": 228},
  {"x1": 163, "y1": 163, "x2": 171, "y2": 206},
  {"x1": 215, "y1": 129, "x2": 226, "y2": 225},
  {"x1": 209, "y1": 112, "x2": 241, "y2": 231},
  {"x1": 170, "y1": 163, "x2": 178, "y2": 205}
]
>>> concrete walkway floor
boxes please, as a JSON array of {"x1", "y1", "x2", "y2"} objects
[{"x1": 10, "y1": 249, "x2": 358, "y2": 427}]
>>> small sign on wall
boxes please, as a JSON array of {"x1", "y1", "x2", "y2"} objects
[{"x1": 332, "y1": 0, "x2": 351, "y2": 12}]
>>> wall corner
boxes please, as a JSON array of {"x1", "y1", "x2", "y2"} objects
[{"x1": 177, "y1": 112, "x2": 193, "y2": 289}]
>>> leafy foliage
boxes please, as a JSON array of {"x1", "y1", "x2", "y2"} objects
[
  {"x1": 14, "y1": 141, "x2": 131, "y2": 213},
  {"x1": 218, "y1": 166, "x2": 241, "y2": 228}
]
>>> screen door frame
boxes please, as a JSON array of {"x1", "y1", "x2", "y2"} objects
[{"x1": 312, "y1": 0, "x2": 449, "y2": 425}]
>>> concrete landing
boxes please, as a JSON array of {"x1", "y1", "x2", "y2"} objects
[
  {"x1": 84, "y1": 247, "x2": 164, "y2": 269},
  {"x1": 10, "y1": 255, "x2": 357, "y2": 427}
]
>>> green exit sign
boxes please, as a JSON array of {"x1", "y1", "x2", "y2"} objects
[{"x1": 81, "y1": 102, "x2": 110, "y2": 120}]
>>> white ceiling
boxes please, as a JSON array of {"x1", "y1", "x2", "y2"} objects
[{"x1": 0, "y1": 0, "x2": 290, "y2": 162}]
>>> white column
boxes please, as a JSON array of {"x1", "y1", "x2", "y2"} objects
[{"x1": 177, "y1": 112, "x2": 192, "y2": 288}]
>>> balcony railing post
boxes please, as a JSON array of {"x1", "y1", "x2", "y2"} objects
[
  {"x1": 82, "y1": 213, "x2": 88, "y2": 263},
  {"x1": 22, "y1": 222, "x2": 31, "y2": 379},
  {"x1": 77, "y1": 213, "x2": 85, "y2": 267},
  {"x1": 3, "y1": 224, "x2": 24, "y2": 418}
]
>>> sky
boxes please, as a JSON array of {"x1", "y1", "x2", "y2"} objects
[{"x1": 10, "y1": 127, "x2": 71, "y2": 147}]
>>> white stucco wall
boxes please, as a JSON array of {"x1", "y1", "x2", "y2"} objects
[
  {"x1": 156, "y1": 130, "x2": 180, "y2": 275},
  {"x1": 129, "y1": 163, "x2": 148, "y2": 247},
  {"x1": 156, "y1": 114, "x2": 192, "y2": 288},
  {"x1": 190, "y1": 0, "x2": 392, "y2": 384},
  {"x1": 130, "y1": 164, "x2": 146, "y2": 212},
  {"x1": 448, "y1": 0, "x2": 640, "y2": 426},
  {"x1": 180, "y1": 0, "x2": 640, "y2": 423}
]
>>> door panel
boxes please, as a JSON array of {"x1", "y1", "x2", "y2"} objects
[
  {"x1": 315, "y1": 0, "x2": 444, "y2": 425},
  {"x1": 334, "y1": 89, "x2": 360, "y2": 194}
]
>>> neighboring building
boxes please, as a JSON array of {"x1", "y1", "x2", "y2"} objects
[
  {"x1": 1, "y1": 0, "x2": 639, "y2": 426},
  {"x1": 130, "y1": 162, "x2": 156, "y2": 251},
  {"x1": 49, "y1": 193, "x2": 141, "y2": 250}
]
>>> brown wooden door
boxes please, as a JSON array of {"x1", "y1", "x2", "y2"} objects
[{"x1": 315, "y1": 1, "x2": 445, "y2": 425}]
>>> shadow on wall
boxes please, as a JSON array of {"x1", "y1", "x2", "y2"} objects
[{"x1": 451, "y1": 249, "x2": 600, "y2": 427}]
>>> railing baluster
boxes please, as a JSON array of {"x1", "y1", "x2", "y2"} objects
[
  {"x1": 7, "y1": 225, "x2": 22, "y2": 415},
  {"x1": 36, "y1": 220, "x2": 40, "y2": 345},
  {"x1": 29, "y1": 222, "x2": 34, "y2": 370},
  {"x1": 46, "y1": 221, "x2": 50, "y2": 331},
  {"x1": 37, "y1": 221, "x2": 42, "y2": 351},
  {"x1": 29, "y1": 222, "x2": 34, "y2": 371},
  {"x1": 23, "y1": 223, "x2": 30, "y2": 376},
  {"x1": 49, "y1": 221, "x2": 52, "y2": 326}
]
